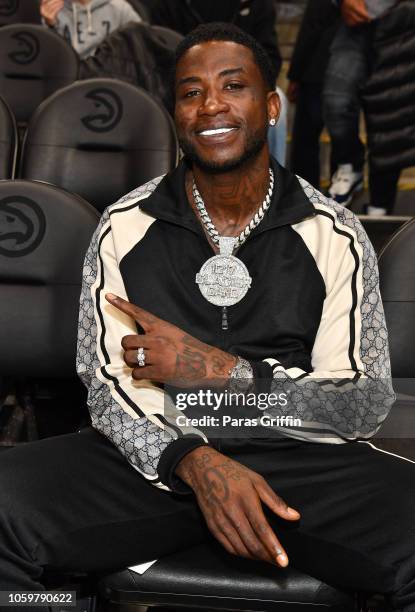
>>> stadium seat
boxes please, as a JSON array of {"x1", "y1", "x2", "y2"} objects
[
  {"x1": 99, "y1": 541, "x2": 358, "y2": 611},
  {"x1": 0, "y1": 0, "x2": 41, "y2": 27},
  {"x1": 379, "y1": 217, "x2": 415, "y2": 378},
  {"x1": 20, "y1": 78, "x2": 179, "y2": 212},
  {"x1": 125, "y1": 0, "x2": 151, "y2": 22},
  {"x1": 0, "y1": 179, "x2": 99, "y2": 377},
  {"x1": 0, "y1": 94, "x2": 17, "y2": 178},
  {"x1": 0, "y1": 180, "x2": 99, "y2": 441},
  {"x1": 151, "y1": 24, "x2": 184, "y2": 50},
  {"x1": 0, "y1": 24, "x2": 78, "y2": 125},
  {"x1": 374, "y1": 218, "x2": 415, "y2": 455}
]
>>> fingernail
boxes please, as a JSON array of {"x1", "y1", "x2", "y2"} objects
[
  {"x1": 275, "y1": 550, "x2": 288, "y2": 567},
  {"x1": 106, "y1": 293, "x2": 117, "y2": 301},
  {"x1": 287, "y1": 507, "x2": 300, "y2": 517},
  {"x1": 278, "y1": 555, "x2": 288, "y2": 567}
]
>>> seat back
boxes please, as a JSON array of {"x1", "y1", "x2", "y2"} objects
[
  {"x1": 378, "y1": 217, "x2": 415, "y2": 378},
  {"x1": 125, "y1": 0, "x2": 150, "y2": 21},
  {"x1": 0, "y1": 0, "x2": 41, "y2": 27},
  {"x1": 0, "y1": 180, "x2": 99, "y2": 378},
  {"x1": 0, "y1": 24, "x2": 79, "y2": 124},
  {"x1": 0, "y1": 95, "x2": 17, "y2": 178},
  {"x1": 21, "y1": 78, "x2": 179, "y2": 212},
  {"x1": 151, "y1": 25, "x2": 184, "y2": 50}
]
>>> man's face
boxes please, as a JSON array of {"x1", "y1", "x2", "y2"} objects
[{"x1": 174, "y1": 41, "x2": 278, "y2": 174}]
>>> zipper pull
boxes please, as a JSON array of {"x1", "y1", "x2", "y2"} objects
[{"x1": 221, "y1": 306, "x2": 228, "y2": 331}]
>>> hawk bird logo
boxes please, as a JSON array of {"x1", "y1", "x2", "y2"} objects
[
  {"x1": 8, "y1": 31, "x2": 40, "y2": 65},
  {"x1": 0, "y1": 0, "x2": 19, "y2": 17},
  {"x1": 0, "y1": 197, "x2": 46, "y2": 257},
  {"x1": 81, "y1": 88, "x2": 123, "y2": 133}
]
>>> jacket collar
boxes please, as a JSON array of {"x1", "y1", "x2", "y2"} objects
[{"x1": 138, "y1": 157, "x2": 315, "y2": 237}]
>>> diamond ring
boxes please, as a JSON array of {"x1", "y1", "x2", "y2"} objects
[{"x1": 137, "y1": 347, "x2": 146, "y2": 367}]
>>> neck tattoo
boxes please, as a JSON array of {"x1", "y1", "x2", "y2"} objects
[{"x1": 193, "y1": 168, "x2": 274, "y2": 329}]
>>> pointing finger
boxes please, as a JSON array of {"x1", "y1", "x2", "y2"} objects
[{"x1": 105, "y1": 293, "x2": 157, "y2": 332}]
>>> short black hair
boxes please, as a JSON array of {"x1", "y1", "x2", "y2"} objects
[{"x1": 168, "y1": 22, "x2": 275, "y2": 112}]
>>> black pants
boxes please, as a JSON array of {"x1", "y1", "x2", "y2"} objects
[
  {"x1": 369, "y1": 168, "x2": 401, "y2": 213},
  {"x1": 322, "y1": 23, "x2": 402, "y2": 212},
  {"x1": 323, "y1": 24, "x2": 369, "y2": 171},
  {"x1": 290, "y1": 82, "x2": 328, "y2": 190},
  {"x1": 1, "y1": 428, "x2": 415, "y2": 611}
]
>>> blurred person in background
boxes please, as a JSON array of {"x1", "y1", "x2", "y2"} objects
[
  {"x1": 362, "y1": 0, "x2": 415, "y2": 215},
  {"x1": 150, "y1": 0, "x2": 288, "y2": 165},
  {"x1": 287, "y1": 0, "x2": 339, "y2": 189},
  {"x1": 323, "y1": 0, "x2": 399, "y2": 213},
  {"x1": 80, "y1": 20, "x2": 177, "y2": 109},
  {"x1": 40, "y1": 0, "x2": 142, "y2": 58}
]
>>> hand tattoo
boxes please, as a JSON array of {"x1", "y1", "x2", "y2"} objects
[
  {"x1": 182, "y1": 334, "x2": 213, "y2": 353},
  {"x1": 212, "y1": 356, "x2": 229, "y2": 376},
  {"x1": 203, "y1": 467, "x2": 230, "y2": 504},
  {"x1": 175, "y1": 347, "x2": 207, "y2": 381}
]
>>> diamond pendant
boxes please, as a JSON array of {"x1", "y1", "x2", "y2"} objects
[{"x1": 195, "y1": 237, "x2": 252, "y2": 307}]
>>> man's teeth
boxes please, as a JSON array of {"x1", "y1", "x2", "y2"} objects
[{"x1": 199, "y1": 127, "x2": 235, "y2": 136}]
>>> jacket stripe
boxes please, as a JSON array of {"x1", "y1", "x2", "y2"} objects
[{"x1": 314, "y1": 209, "x2": 360, "y2": 373}]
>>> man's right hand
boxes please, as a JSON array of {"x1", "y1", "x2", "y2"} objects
[
  {"x1": 175, "y1": 446, "x2": 300, "y2": 567},
  {"x1": 340, "y1": 0, "x2": 370, "y2": 26},
  {"x1": 40, "y1": 0, "x2": 64, "y2": 26}
]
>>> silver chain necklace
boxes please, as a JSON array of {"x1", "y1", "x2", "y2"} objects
[
  {"x1": 192, "y1": 167, "x2": 274, "y2": 250},
  {"x1": 193, "y1": 168, "x2": 274, "y2": 315}
]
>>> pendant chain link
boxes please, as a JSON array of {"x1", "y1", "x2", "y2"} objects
[{"x1": 192, "y1": 168, "x2": 274, "y2": 250}]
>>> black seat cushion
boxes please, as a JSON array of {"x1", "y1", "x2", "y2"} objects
[
  {"x1": 0, "y1": 95, "x2": 17, "y2": 178},
  {"x1": 0, "y1": 180, "x2": 99, "y2": 378},
  {"x1": 21, "y1": 78, "x2": 178, "y2": 212},
  {"x1": 0, "y1": 24, "x2": 78, "y2": 123},
  {"x1": 100, "y1": 542, "x2": 355, "y2": 611}
]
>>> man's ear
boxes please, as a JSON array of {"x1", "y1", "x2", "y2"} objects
[{"x1": 267, "y1": 89, "x2": 281, "y2": 123}]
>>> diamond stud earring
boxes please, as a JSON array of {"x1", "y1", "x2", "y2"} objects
[{"x1": 269, "y1": 117, "x2": 276, "y2": 126}]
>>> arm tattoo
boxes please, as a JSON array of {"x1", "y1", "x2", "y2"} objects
[
  {"x1": 212, "y1": 355, "x2": 229, "y2": 376},
  {"x1": 194, "y1": 453, "x2": 212, "y2": 468}
]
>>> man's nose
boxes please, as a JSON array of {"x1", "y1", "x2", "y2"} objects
[{"x1": 197, "y1": 89, "x2": 229, "y2": 116}]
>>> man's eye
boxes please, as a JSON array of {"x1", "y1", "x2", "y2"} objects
[
  {"x1": 184, "y1": 90, "x2": 200, "y2": 98},
  {"x1": 225, "y1": 82, "x2": 244, "y2": 90}
]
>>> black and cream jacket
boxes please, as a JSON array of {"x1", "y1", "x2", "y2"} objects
[{"x1": 76, "y1": 159, "x2": 395, "y2": 492}]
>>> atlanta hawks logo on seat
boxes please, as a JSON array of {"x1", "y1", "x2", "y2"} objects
[
  {"x1": 81, "y1": 88, "x2": 123, "y2": 133},
  {"x1": 0, "y1": 196, "x2": 46, "y2": 257},
  {"x1": 0, "y1": 0, "x2": 19, "y2": 17},
  {"x1": 8, "y1": 31, "x2": 39, "y2": 64}
]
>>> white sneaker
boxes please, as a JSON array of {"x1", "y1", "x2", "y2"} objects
[
  {"x1": 328, "y1": 164, "x2": 364, "y2": 206},
  {"x1": 365, "y1": 205, "x2": 387, "y2": 216}
]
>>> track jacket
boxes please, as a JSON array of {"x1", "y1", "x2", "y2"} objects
[
  {"x1": 77, "y1": 159, "x2": 395, "y2": 493},
  {"x1": 51, "y1": 0, "x2": 141, "y2": 58}
]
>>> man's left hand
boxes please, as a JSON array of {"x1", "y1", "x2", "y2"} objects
[{"x1": 105, "y1": 294, "x2": 237, "y2": 387}]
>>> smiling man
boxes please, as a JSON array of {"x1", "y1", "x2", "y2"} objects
[{"x1": 0, "y1": 23, "x2": 415, "y2": 611}]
